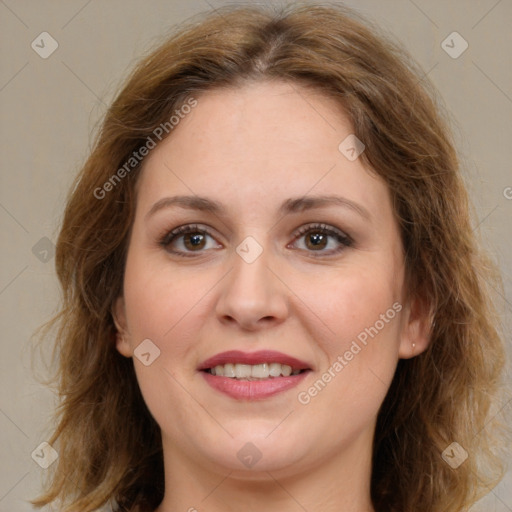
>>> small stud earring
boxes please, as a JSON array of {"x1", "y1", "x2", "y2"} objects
[{"x1": 412, "y1": 342, "x2": 416, "y2": 352}]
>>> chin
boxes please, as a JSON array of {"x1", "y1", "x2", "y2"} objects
[{"x1": 199, "y1": 434, "x2": 311, "y2": 478}]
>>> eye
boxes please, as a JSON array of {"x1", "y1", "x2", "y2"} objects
[
  {"x1": 160, "y1": 224, "x2": 222, "y2": 257},
  {"x1": 159, "y1": 222, "x2": 353, "y2": 258},
  {"x1": 289, "y1": 223, "x2": 353, "y2": 256}
]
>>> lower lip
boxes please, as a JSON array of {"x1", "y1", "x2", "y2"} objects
[{"x1": 201, "y1": 371, "x2": 310, "y2": 400}]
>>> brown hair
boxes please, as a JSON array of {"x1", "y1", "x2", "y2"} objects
[{"x1": 32, "y1": 3, "x2": 509, "y2": 511}]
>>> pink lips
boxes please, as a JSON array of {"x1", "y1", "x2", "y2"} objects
[{"x1": 198, "y1": 350, "x2": 312, "y2": 400}]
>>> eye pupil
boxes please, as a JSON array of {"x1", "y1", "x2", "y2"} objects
[
  {"x1": 306, "y1": 232, "x2": 327, "y2": 250},
  {"x1": 185, "y1": 233, "x2": 205, "y2": 250}
]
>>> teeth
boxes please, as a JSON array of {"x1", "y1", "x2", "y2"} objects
[
  {"x1": 269, "y1": 362, "x2": 281, "y2": 377},
  {"x1": 235, "y1": 364, "x2": 251, "y2": 379},
  {"x1": 281, "y1": 364, "x2": 292, "y2": 377},
  {"x1": 223, "y1": 363, "x2": 235, "y2": 378},
  {"x1": 252, "y1": 363, "x2": 269, "y2": 378},
  {"x1": 209, "y1": 362, "x2": 303, "y2": 379}
]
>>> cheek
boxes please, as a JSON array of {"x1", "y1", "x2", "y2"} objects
[
  {"x1": 122, "y1": 251, "x2": 217, "y2": 374},
  {"x1": 293, "y1": 263, "x2": 403, "y2": 418},
  {"x1": 123, "y1": 257, "x2": 209, "y2": 427},
  {"x1": 123, "y1": 249, "x2": 195, "y2": 338},
  {"x1": 303, "y1": 263, "x2": 402, "y2": 351},
  {"x1": 292, "y1": 294, "x2": 402, "y2": 459}
]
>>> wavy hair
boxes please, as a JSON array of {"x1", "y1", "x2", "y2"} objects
[{"x1": 32, "y1": 3, "x2": 509, "y2": 511}]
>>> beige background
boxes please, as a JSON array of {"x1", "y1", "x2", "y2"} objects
[{"x1": 0, "y1": 0, "x2": 511, "y2": 510}]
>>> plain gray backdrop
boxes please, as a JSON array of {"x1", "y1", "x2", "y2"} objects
[{"x1": 0, "y1": 0, "x2": 511, "y2": 510}]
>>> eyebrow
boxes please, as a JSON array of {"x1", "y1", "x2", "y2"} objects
[{"x1": 145, "y1": 194, "x2": 371, "y2": 221}]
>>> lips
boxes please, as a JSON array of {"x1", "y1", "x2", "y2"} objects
[
  {"x1": 198, "y1": 350, "x2": 312, "y2": 400},
  {"x1": 198, "y1": 350, "x2": 312, "y2": 372}
]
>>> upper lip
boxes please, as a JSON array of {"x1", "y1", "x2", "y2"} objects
[{"x1": 198, "y1": 350, "x2": 312, "y2": 371}]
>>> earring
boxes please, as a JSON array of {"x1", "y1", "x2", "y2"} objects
[{"x1": 412, "y1": 342, "x2": 416, "y2": 353}]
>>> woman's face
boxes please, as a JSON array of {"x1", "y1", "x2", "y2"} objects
[{"x1": 114, "y1": 80, "x2": 427, "y2": 479}]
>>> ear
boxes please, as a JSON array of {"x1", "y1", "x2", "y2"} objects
[
  {"x1": 112, "y1": 296, "x2": 132, "y2": 358},
  {"x1": 398, "y1": 294, "x2": 433, "y2": 359}
]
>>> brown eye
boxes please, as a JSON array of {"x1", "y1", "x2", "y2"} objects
[
  {"x1": 182, "y1": 232, "x2": 207, "y2": 251},
  {"x1": 304, "y1": 231, "x2": 329, "y2": 250},
  {"x1": 160, "y1": 224, "x2": 222, "y2": 257},
  {"x1": 291, "y1": 223, "x2": 353, "y2": 256}
]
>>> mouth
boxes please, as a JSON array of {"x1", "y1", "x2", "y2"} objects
[{"x1": 198, "y1": 350, "x2": 312, "y2": 400}]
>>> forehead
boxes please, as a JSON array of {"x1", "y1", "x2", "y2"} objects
[
  {"x1": 136, "y1": 80, "x2": 391, "y2": 224},
  {"x1": 159, "y1": 80, "x2": 352, "y2": 166}
]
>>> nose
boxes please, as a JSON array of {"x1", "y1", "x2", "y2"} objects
[{"x1": 215, "y1": 242, "x2": 289, "y2": 331}]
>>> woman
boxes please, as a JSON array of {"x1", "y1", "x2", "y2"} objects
[{"x1": 32, "y1": 3, "x2": 509, "y2": 511}]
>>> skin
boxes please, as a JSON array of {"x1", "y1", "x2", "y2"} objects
[{"x1": 113, "y1": 80, "x2": 431, "y2": 512}]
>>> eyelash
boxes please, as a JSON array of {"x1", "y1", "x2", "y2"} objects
[{"x1": 159, "y1": 223, "x2": 353, "y2": 258}]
